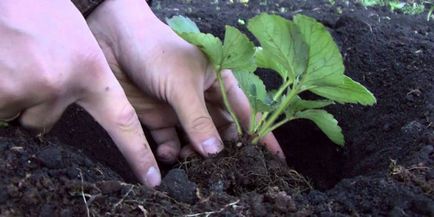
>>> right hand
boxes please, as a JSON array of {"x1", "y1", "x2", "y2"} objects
[
  {"x1": 0, "y1": 0, "x2": 161, "y2": 187},
  {"x1": 86, "y1": 0, "x2": 284, "y2": 163}
]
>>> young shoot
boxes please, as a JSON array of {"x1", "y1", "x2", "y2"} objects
[{"x1": 167, "y1": 13, "x2": 376, "y2": 147}]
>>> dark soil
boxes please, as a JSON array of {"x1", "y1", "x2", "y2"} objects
[{"x1": 1, "y1": 0, "x2": 433, "y2": 216}]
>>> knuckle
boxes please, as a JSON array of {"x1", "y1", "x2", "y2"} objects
[
  {"x1": 34, "y1": 65, "x2": 63, "y2": 97},
  {"x1": 78, "y1": 49, "x2": 108, "y2": 78},
  {"x1": 190, "y1": 116, "x2": 214, "y2": 133},
  {"x1": 113, "y1": 104, "x2": 140, "y2": 130}
]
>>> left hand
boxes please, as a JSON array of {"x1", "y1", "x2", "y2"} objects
[{"x1": 86, "y1": 0, "x2": 284, "y2": 163}]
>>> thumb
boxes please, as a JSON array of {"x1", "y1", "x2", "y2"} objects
[{"x1": 170, "y1": 86, "x2": 223, "y2": 157}]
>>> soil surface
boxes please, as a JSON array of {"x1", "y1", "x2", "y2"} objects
[{"x1": 1, "y1": 0, "x2": 433, "y2": 216}]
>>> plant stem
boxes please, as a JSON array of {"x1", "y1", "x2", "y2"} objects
[
  {"x1": 273, "y1": 79, "x2": 293, "y2": 101},
  {"x1": 252, "y1": 117, "x2": 292, "y2": 144},
  {"x1": 254, "y1": 112, "x2": 269, "y2": 133},
  {"x1": 216, "y1": 71, "x2": 243, "y2": 136},
  {"x1": 258, "y1": 117, "x2": 293, "y2": 139},
  {"x1": 257, "y1": 86, "x2": 299, "y2": 137},
  {"x1": 248, "y1": 109, "x2": 257, "y2": 134},
  {"x1": 253, "y1": 79, "x2": 292, "y2": 133}
]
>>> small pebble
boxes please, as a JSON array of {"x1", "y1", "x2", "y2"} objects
[{"x1": 97, "y1": 180, "x2": 123, "y2": 194}]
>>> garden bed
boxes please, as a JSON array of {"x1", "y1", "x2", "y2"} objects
[{"x1": 0, "y1": 0, "x2": 433, "y2": 216}]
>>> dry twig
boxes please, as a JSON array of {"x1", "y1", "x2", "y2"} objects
[
  {"x1": 184, "y1": 199, "x2": 241, "y2": 217},
  {"x1": 78, "y1": 168, "x2": 91, "y2": 217}
]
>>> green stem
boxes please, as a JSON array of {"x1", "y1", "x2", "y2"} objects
[
  {"x1": 257, "y1": 86, "x2": 299, "y2": 137},
  {"x1": 253, "y1": 79, "x2": 292, "y2": 133},
  {"x1": 258, "y1": 117, "x2": 293, "y2": 139},
  {"x1": 251, "y1": 136, "x2": 260, "y2": 145},
  {"x1": 248, "y1": 109, "x2": 257, "y2": 135},
  {"x1": 273, "y1": 79, "x2": 293, "y2": 101},
  {"x1": 216, "y1": 71, "x2": 243, "y2": 136},
  {"x1": 252, "y1": 117, "x2": 291, "y2": 144},
  {"x1": 254, "y1": 112, "x2": 269, "y2": 133}
]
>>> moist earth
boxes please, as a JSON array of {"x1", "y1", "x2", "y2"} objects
[{"x1": 1, "y1": 0, "x2": 433, "y2": 216}]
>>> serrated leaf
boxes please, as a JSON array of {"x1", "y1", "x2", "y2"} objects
[
  {"x1": 285, "y1": 96, "x2": 334, "y2": 118},
  {"x1": 295, "y1": 109, "x2": 344, "y2": 146},
  {"x1": 178, "y1": 33, "x2": 223, "y2": 69},
  {"x1": 310, "y1": 75, "x2": 377, "y2": 105},
  {"x1": 166, "y1": 16, "x2": 200, "y2": 33},
  {"x1": 167, "y1": 16, "x2": 223, "y2": 70},
  {"x1": 293, "y1": 15, "x2": 344, "y2": 88},
  {"x1": 233, "y1": 71, "x2": 271, "y2": 112},
  {"x1": 293, "y1": 96, "x2": 334, "y2": 111},
  {"x1": 248, "y1": 13, "x2": 308, "y2": 82},
  {"x1": 222, "y1": 26, "x2": 256, "y2": 72}
]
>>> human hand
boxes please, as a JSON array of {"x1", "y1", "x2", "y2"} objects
[
  {"x1": 0, "y1": 0, "x2": 161, "y2": 187},
  {"x1": 86, "y1": 0, "x2": 284, "y2": 163}
]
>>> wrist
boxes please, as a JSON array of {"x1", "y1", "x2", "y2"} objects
[{"x1": 88, "y1": 0, "x2": 162, "y2": 53}]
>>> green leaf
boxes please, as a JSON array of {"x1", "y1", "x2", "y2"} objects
[
  {"x1": 293, "y1": 14, "x2": 344, "y2": 88},
  {"x1": 295, "y1": 109, "x2": 344, "y2": 146},
  {"x1": 222, "y1": 26, "x2": 256, "y2": 72},
  {"x1": 167, "y1": 16, "x2": 223, "y2": 70},
  {"x1": 285, "y1": 96, "x2": 334, "y2": 118},
  {"x1": 248, "y1": 13, "x2": 308, "y2": 82},
  {"x1": 293, "y1": 96, "x2": 334, "y2": 111},
  {"x1": 166, "y1": 16, "x2": 200, "y2": 33},
  {"x1": 310, "y1": 76, "x2": 377, "y2": 105},
  {"x1": 179, "y1": 33, "x2": 223, "y2": 69},
  {"x1": 233, "y1": 71, "x2": 271, "y2": 112}
]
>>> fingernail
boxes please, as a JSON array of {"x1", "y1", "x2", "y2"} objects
[
  {"x1": 144, "y1": 166, "x2": 161, "y2": 188},
  {"x1": 201, "y1": 137, "x2": 223, "y2": 155}
]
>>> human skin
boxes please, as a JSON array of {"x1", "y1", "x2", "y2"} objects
[
  {"x1": 0, "y1": 0, "x2": 284, "y2": 188},
  {"x1": 0, "y1": 0, "x2": 160, "y2": 187},
  {"x1": 86, "y1": 0, "x2": 284, "y2": 163}
]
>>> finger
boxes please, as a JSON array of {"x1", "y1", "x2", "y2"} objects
[
  {"x1": 206, "y1": 105, "x2": 237, "y2": 142},
  {"x1": 78, "y1": 64, "x2": 160, "y2": 188},
  {"x1": 19, "y1": 100, "x2": 70, "y2": 133},
  {"x1": 0, "y1": 94, "x2": 23, "y2": 120},
  {"x1": 110, "y1": 63, "x2": 182, "y2": 164},
  {"x1": 206, "y1": 70, "x2": 251, "y2": 129},
  {"x1": 170, "y1": 85, "x2": 223, "y2": 157},
  {"x1": 0, "y1": 109, "x2": 22, "y2": 122},
  {"x1": 150, "y1": 127, "x2": 181, "y2": 164},
  {"x1": 206, "y1": 71, "x2": 285, "y2": 159},
  {"x1": 0, "y1": 92, "x2": 40, "y2": 121},
  {"x1": 180, "y1": 145, "x2": 198, "y2": 160},
  {"x1": 261, "y1": 132, "x2": 285, "y2": 160}
]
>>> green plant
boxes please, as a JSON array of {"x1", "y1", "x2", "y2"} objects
[
  {"x1": 428, "y1": 5, "x2": 434, "y2": 21},
  {"x1": 359, "y1": 0, "x2": 385, "y2": 7},
  {"x1": 0, "y1": 121, "x2": 7, "y2": 128},
  {"x1": 358, "y1": 0, "x2": 427, "y2": 15},
  {"x1": 388, "y1": 1, "x2": 406, "y2": 12},
  {"x1": 401, "y1": 3, "x2": 425, "y2": 15},
  {"x1": 167, "y1": 13, "x2": 376, "y2": 146}
]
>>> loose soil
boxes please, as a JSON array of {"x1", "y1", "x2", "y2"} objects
[{"x1": 1, "y1": 0, "x2": 433, "y2": 216}]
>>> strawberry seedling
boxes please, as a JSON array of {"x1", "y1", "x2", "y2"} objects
[{"x1": 167, "y1": 13, "x2": 376, "y2": 146}]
